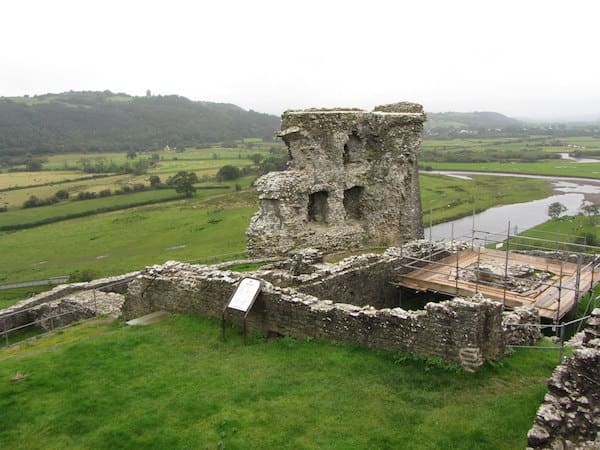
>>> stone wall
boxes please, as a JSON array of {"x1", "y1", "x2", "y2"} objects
[
  {"x1": 247, "y1": 102, "x2": 426, "y2": 256},
  {"x1": 527, "y1": 308, "x2": 600, "y2": 449},
  {"x1": 123, "y1": 261, "x2": 506, "y2": 371},
  {"x1": 0, "y1": 272, "x2": 137, "y2": 334}
]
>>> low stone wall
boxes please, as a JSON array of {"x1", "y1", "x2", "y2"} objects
[
  {"x1": 527, "y1": 308, "x2": 600, "y2": 449},
  {"x1": 0, "y1": 272, "x2": 137, "y2": 333},
  {"x1": 123, "y1": 261, "x2": 506, "y2": 370}
]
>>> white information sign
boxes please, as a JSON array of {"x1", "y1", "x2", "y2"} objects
[
  {"x1": 227, "y1": 278, "x2": 262, "y2": 312},
  {"x1": 495, "y1": 242, "x2": 504, "y2": 249}
]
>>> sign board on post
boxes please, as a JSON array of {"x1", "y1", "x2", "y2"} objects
[{"x1": 222, "y1": 278, "x2": 262, "y2": 344}]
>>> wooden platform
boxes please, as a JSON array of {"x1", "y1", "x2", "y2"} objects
[{"x1": 396, "y1": 248, "x2": 600, "y2": 320}]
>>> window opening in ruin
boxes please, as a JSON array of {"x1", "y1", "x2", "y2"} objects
[
  {"x1": 307, "y1": 191, "x2": 329, "y2": 223},
  {"x1": 343, "y1": 132, "x2": 363, "y2": 165},
  {"x1": 343, "y1": 186, "x2": 364, "y2": 220}
]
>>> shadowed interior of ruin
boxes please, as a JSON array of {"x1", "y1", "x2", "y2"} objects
[
  {"x1": 307, "y1": 191, "x2": 329, "y2": 223},
  {"x1": 343, "y1": 186, "x2": 364, "y2": 220},
  {"x1": 343, "y1": 132, "x2": 364, "y2": 164}
]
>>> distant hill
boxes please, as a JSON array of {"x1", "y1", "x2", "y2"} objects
[
  {"x1": 0, "y1": 91, "x2": 281, "y2": 155},
  {"x1": 425, "y1": 111, "x2": 523, "y2": 135}
]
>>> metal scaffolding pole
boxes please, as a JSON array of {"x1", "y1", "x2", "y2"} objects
[{"x1": 503, "y1": 221, "x2": 511, "y2": 310}]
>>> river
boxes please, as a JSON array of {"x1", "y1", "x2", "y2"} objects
[{"x1": 424, "y1": 171, "x2": 600, "y2": 242}]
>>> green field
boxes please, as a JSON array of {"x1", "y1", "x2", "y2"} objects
[
  {"x1": 0, "y1": 315, "x2": 559, "y2": 449},
  {"x1": 0, "y1": 189, "x2": 190, "y2": 229},
  {"x1": 421, "y1": 160, "x2": 600, "y2": 178},
  {"x1": 420, "y1": 174, "x2": 551, "y2": 224}
]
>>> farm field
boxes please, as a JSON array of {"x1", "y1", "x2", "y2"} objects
[
  {"x1": 421, "y1": 136, "x2": 600, "y2": 155},
  {"x1": 0, "y1": 171, "x2": 93, "y2": 190},
  {"x1": 421, "y1": 160, "x2": 600, "y2": 178},
  {"x1": 0, "y1": 314, "x2": 559, "y2": 449}
]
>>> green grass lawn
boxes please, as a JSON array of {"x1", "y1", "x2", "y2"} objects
[{"x1": 0, "y1": 315, "x2": 559, "y2": 449}]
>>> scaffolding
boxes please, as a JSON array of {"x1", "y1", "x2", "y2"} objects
[{"x1": 397, "y1": 222, "x2": 600, "y2": 322}]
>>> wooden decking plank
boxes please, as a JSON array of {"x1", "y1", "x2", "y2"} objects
[{"x1": 396, "y1": 248, "x2": 600, "y2": 320}]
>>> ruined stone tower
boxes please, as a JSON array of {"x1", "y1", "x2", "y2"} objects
[{"x1": 247, "y1": 102, "x2": 426, "y2": 256}]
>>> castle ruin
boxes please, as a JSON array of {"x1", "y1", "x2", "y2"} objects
[{"x1": 247, "y1": 102, "x2": 426, "y2": 256}]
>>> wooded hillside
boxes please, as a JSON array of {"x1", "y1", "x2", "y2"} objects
[{"x1": 0, "y1": 91, "x2": 280, "y2": 155}]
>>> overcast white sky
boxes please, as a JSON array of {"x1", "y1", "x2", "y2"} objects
[{"x1": 2, "y1": 0, "x2": 599, "y2": 120}]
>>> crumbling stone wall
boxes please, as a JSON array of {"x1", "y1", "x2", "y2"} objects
[
  {"x1": 247, "y1": 102, "x2": 426, "y2": 256},
  {"x1": 123, "y1": 260, "x2": 506, "y2": 371},
  {"x1": 527, "y1": 308, "x2": 600, "y2": 449},
  {"x1": 0, "y1": 272, "x2": 136, "y2": 334}
]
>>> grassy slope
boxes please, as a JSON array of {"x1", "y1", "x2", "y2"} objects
[{"x1": 0, "y1": 315, "x2": 558, "y2": 450}]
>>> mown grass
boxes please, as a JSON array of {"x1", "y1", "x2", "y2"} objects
[
  {"x1": 0, "y1": 315, "x2": 558, "y2": 449},
  {"x1": 420, "y1": 174, "x2": 552, "y2": 225}
]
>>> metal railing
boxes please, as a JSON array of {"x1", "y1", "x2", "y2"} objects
[{"x1": 502, "y1": 296, "x2": 600, "y2": 363}]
